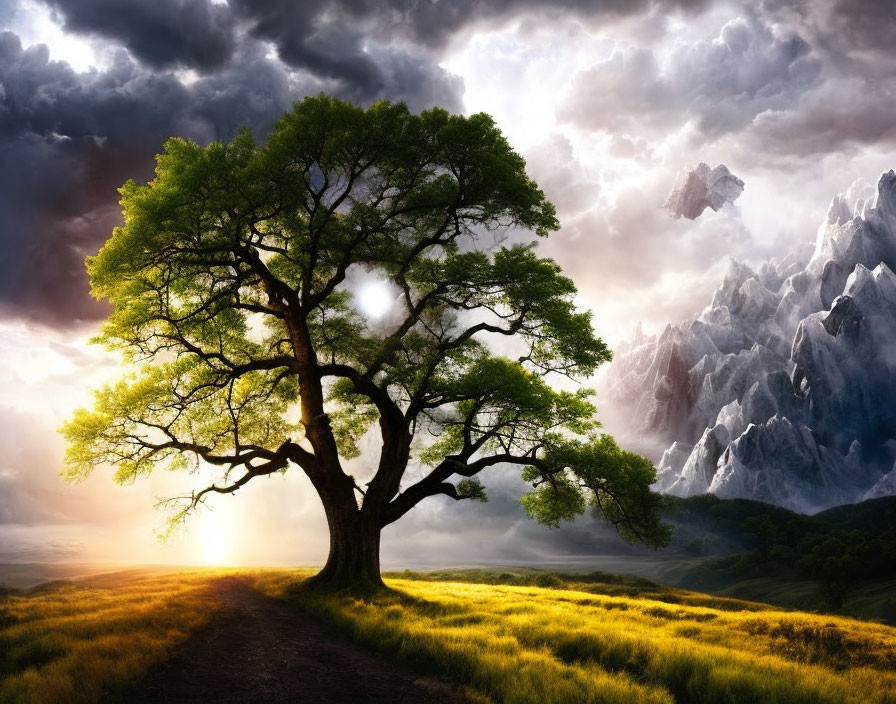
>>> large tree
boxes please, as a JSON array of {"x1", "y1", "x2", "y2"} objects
[{"x1": 62, "y1": 95, "x2": 669, "y2": 588}]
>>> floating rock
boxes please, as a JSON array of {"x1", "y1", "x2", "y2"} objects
[{"x1": 663, "y1": 162, "x2": 744, "y2": 219}]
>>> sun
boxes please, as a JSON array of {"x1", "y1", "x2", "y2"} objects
[{"x1": 357, "y1": 280, "x2": 394, "y2": 319}]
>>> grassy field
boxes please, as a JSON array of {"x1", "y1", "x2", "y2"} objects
[
  {"x1": 381, "y1": 566, "x2": 896, "y2": 624},
  {"x1": 2, "y1": 567, "x2": 896, "y2": 704},
  {"x1": 253, "y1": 569, "x2": 896, "y2": 704},
  {"x1": 0, "y1": 569, "x2": 223, "y2": 704}
]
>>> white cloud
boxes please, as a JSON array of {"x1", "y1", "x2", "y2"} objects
[
  {"x1": 561, "y1": 11, "x2": 821, "y2": 138},
  {"x1": 7, "y1": 0, "x2": 99, "y2": 71}
]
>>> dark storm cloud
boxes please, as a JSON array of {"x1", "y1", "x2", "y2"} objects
[
  {"x1": 35, "y1": 0, "x2": 708, "y2": 103},
  {"x1": 333, "y1": 0, "x2": 708, "y2": 48},
  {"x1": 45, "y1": 0, "x2": 237, "y2": 70},
  {"x1": 562, "y1": 11, "x2": 821, "y2": 139},
  {"x1": 229, "y1": 0, "x2": 709, "y2": 71},
  {"x1": 824, "y1": 0, "x2": 896, "y2": 66},
  {"x1": 228, "y1": 0, "x2": 383, "y2": 88},
  {"x1": 312, "y1": 43, "x2": 464, "y2": 114},
  {"x1": 0, "y1": 33, "x2": 297, "y2": 324},
  {"x1": 748, "y1": 79, "x2": 896, "y2": 157},
  {"x1": 738, "y1": 0, "x2": 896, "y2": 156},
  {"x1": 0, "y1": 17, "x2": 462, "y2": 324},
  {"x1": 557, "y1": 0, "x2": 896, "y2": 158},
  {"x1": 761, "y1": 0, "x2": 896, "y2": 69}
]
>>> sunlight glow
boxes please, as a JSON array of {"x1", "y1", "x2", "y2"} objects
[
  {"x1": 441, "y1": 21, "x2": 612, "y2": 150},
  {"x1": 15, "y1": 1, "x2": 98, "y2": 72},
  {"x1": 196, "y1": 507, "x2": 234, "y2": 566},
  {"x1": 357, "y1": 281, "x2": 394, "y2": 319}
]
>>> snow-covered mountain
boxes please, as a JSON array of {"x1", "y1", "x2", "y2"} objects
[{"x1": 605, "y1": 170, "x2": 896, "y2": 513}]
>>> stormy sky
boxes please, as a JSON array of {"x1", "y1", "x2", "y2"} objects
[{"x1": 1, "y1": 0, "x2": 894, "y2": 566}]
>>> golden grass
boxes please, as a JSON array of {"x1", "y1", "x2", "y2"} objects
[
  {"x1": 0, "y1": 569, "x2": 225, "y2": 704},
  {"x1": 3, "y1": 567, "x2": 896, "y2": 704},
  {"x1": 251, "y1": 571, "x2": 896, "y2": 704}
]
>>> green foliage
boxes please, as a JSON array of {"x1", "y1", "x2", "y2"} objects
[
  {"x1": 419, "y1": 357, "x2": 598, "y2": 465},
  {"x1": 521, "y1": 470, "x2": 587, "y2": 527},
  {"x1": 61, "y1": 92, "x2": 665, "y2": 554},
  {"x1": 61, "y1": 358, "x2": 300, "y2": 485},
  {"x1": 667, "y1": 495, "x2": 896, "y2": 611},
  {"x1": 455, "y1": 479, "x2": 488, "y2": 502},
  {"x1": 522, "y1": 435, "x2": 672, "y2": 548},
  {"x1": 327, "y1": 378, "x2": 379, "y2": 460}
]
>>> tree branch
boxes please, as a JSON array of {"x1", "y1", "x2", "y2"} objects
[
  {"x1": 160, "y1": 439, "x2": 299, "y2": 523},
  {"x1": 383, "y1": 452, "x2": 543, "y2": 525}
]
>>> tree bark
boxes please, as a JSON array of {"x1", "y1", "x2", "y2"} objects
[
  {"x1": 286, "y1": 314, "x2": 387, "y2": 590},
  {"x1": 309, "y1": 501, "x2": 384, "y2": 590}
]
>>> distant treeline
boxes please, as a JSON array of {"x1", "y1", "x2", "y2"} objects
[{"x1": 663, "y1": 495, "x2": 896, "y2": 609}]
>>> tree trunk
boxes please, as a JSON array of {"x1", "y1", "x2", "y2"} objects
[{"x1": 309, "y1": 503, "x2": 384, "y2": 591}]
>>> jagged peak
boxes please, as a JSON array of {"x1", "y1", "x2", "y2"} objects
[
  {"x1": 715, "y1": 399, "x2": 745, "y2": 435},
  {"x1": 689, "y1": 352, "x2": 716, "y2": 378},
  {"x1": 844, "y1": 261, "x2": 896, "y2": 297},
  {"x1": 844, "y1": 263, "x2": 873, "y2": 292},
  {"x1": 809, "y1": 175, "x2": 892, "y2": 277},
  {"x1": 871, "y1": 262, "x2": 896, "y2": 291},
  {"x1": 818, "y1": 177, "x2": 875, "y2": 228},
  {"x1": 741, "y1": 276, "x2": 770, "y2": 294},
  {"x1": 656, "y1": 323, "x2": 671, "y2": 345},
  {"x1": 773, "y1": 241, "x2": 815, "y2": 282},
  {"x1": 864, "y1": 460, "x2": 896, "y2": 500},
  {"x1": 723, "y1": 256, "x2": 756, "y2": 282},
  {"x1": 872, "y1": 169, "x2": 896, "y2": 218},
  {"x1": 710, "y1": 257, "x2": 759, "y2": 310},
  {"x1": 840, "y1": 262, "x2": 896, "y2": 312},
  {"x1": 821, "y1": 295, "x2": 862, "y2": 337},
  {"x1": 698, "y1": 304, "x2": 731, "y2": 326},
  {"x1": 825, "y1": 193, "x2": 852, "y2": 227}
]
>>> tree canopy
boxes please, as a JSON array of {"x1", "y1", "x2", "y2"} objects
[{"x1": 61, "y1": 94, "x2": 670, "y2": 587}]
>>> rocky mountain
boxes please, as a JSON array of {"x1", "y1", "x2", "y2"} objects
[{"x1": 605, "y1": 170, "x2": 896, "y2": 513}]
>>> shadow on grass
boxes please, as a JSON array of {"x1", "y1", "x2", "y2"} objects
[{"x1": 284, "y1": 576, "x2": 466, "y2": 618}]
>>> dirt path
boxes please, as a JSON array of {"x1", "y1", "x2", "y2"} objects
[{"x1": 125, "y1": 576, "x2": 475, "y2": 704}]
